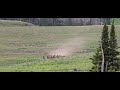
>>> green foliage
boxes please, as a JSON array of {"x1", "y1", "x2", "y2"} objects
[
  {"x1": 101, "y1": 24, "x2": 110, "y2": 72},
  {"x1": 108, "y1": 20, "x2": 120, "y2": 71},
  {"x1": 90, "y1": 24, "x2": 110, "y2": 72},
  {"x1": 90, "y1": 22, "x2": 120, "y2": 72},
  {"x1": 90, "y1": 47, "x2": 102, "y2": 72}
]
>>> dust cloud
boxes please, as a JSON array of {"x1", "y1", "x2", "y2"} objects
[{"x1": 48, "y1": 37, "x2": 85, "y2": 56}]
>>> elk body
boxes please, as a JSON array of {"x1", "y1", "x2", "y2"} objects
[{"x1": 47, "y1": 55, "x2": 65, "y2": 59}]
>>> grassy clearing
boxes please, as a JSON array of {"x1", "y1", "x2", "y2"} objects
[
  {"x1": 0, "y1": 25, "x2": 120, "y2": 72},
  {"x1": 0, "y1": 53, "x2": 93, "y2": 72}
]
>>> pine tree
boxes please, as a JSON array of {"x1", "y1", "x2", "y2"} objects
[
  {"x1": 90, "y1": 21, "x2": 120, "y2": 72},
  {"x1": 108, "y1": 20, "x2": 120, "y2": 71},
  {"x1": 90, "y1": 24, "x2": 110, "y2": 72},
  {"x1": 90, "y1": 46, "x2": 102, "y2": 72},
  {"x1": 101, "y1": 23, "x2": 110, "y2": 72}
]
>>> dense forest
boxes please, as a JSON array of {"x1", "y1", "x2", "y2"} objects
[{"x1": 0, "y1": 18, "x2": 111, "y2": 26}]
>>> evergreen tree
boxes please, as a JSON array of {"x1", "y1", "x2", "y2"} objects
[
  {"x1": 90, "y1": 24, "x2": 110, "y2": 72},
  {"x1": 108, "y1": 20, "x2": 120, "y2": 71},
  {"x1": 90, "y1": 46, "x2": 102, "y2": 72},
  {"x1": 101, "y1": 23, "x2": 110, "y2": 72},
  {"x1": 90, "y1": 21, "x2": 120, "y2": 72}
]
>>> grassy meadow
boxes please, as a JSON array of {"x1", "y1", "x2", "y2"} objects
[{"x1": 0, "y1": 20, "x2": 120, "y2": 72}]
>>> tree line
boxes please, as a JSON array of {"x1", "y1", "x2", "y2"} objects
[{"x1": 0, "y1": 18, "x2": 111, "y2": 26}]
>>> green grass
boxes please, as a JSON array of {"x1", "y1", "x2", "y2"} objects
[
  {"x1": 0, "y1": 53, "x2": 93, "y2": 72},
  {"x1": 0, "y1": 24, "x2": 120, "y2": 72}
]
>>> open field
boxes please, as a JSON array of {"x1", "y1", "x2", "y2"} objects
[{"x1": 0, "y1": 21, "x2": 120, "y2": 72}]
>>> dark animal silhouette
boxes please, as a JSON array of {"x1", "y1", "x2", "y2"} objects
[{"x1": 47, "y1": 55, "x2": 65, "y2": 59}]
